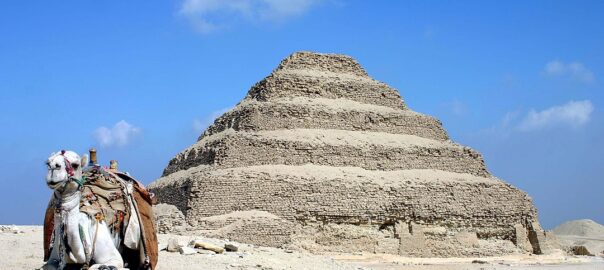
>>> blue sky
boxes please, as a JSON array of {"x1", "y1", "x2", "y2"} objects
[{"x1": 1, "y1": 1, "x2": 602, "y2": 229}]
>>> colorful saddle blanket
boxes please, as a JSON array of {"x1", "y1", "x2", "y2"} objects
[{"x1": 80, "y1": 168, "x2": 130, "y2": 234}]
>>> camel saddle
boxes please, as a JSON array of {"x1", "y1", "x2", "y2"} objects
[{"x1": 43, "y1": 167, "x2": 158, "y2": 270}]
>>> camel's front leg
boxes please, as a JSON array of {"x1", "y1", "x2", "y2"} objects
[
  {"x1": 89, "y1": 223, "x2": 123, "y2": 270},
  {"x1": 41, "y1": 215, "x2": 65, "y2": 270}
]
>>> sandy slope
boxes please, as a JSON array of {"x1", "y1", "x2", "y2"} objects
[
  {"x1": 2, "y1": 226, "x2": 603, "y2": 270},
  {"x1": 553, "y1": 219, "x2": 604, "y2": 256}
]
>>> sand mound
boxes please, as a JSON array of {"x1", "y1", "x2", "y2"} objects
[
  {"x1": 552, "y1": 219, "x2": 604, "y2": 256},
  {"x1": 553, "y1": 219, "x2": 604, "y2": 237}
]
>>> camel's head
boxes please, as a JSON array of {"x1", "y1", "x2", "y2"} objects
[{"x1": 45, "y1": 150, "x2": 84, "y2": 191}]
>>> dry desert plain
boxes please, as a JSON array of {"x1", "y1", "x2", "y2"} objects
[{"x1": 1, "y1": 225, "x2": 603, "y2": 270}]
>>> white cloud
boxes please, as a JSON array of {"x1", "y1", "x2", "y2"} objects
[
  {"x1": 543, "y1": 60, "x2": 595, "y2": 84},
  {"x1": 179, "y1": 0, "x2": 323, "y2": 33},
  {"x1": 193, "y1": 107, "x2": 233, "y2": 133},
  {"x1": 93, "y1": 120, "x2": 141, "y2": 147},
  {"x1": 517, "y1": 100, "x2": 594, "y2": 131},
  {"x1": 450, "y1": 100, "x2": 466, "y2": 116},
  {"x1": 477, "y1": 101, "x2": 594, "y2": 138}
]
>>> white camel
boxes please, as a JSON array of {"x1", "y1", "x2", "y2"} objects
[{"x1": 42, "y1": 150, "x2": 124, "y2": 270}]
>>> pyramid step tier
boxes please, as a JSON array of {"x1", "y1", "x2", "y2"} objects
[
  {"x1": 151, "y1": 165, "x2": 536, "y2": 231},
  {"x1": 163, "y1": 129, "x2": 489, "y2": 177},
  {"x1": 246, "y1": 70, "x2": 406, "y2": 109},
  {"x1": 275, "y1": 51, "x2": 370, "y2": 77},
  {"x1": 201, "y1": 97, "x2": 448, "y2": 141}
]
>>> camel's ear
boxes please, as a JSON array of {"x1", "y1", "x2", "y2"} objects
[{"x1": 81, "y1": 154, "x2": 88, "y2": 169}]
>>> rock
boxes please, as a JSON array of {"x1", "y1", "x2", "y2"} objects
[
  {"x1": 167, "y1": 238, "x2": 181, "y2": 252},
  {"x1": 179, "y1": 246, "x2": 197, "y2": 255},
  {"x1": 571, "y1": 245, "x2": 594, "y2": 256},
  {"x1": 197, "y1": 249, "x2": 217, "y2": 255},
  {"x1": 190, "y1": 240, "x2": 225, "y2": 253},
  {"x1": 225, "y1": 243, "x2": 238, "y2": 252},
  {"x1": 471, "y1": 259, "x2": 488, "y2": 264}
]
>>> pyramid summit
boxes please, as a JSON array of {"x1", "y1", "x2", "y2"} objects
[{"x1": 150, "y1": 51, "x2": 557, "y2": 257}]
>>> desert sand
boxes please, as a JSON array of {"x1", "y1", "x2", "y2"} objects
[{"x1": 2, "y1": 225, "x2": 603, "y2": 270}]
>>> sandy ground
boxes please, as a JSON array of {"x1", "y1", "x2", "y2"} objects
[{"x1": 2, "y1": 226, "x2": 603, "y2": 270}]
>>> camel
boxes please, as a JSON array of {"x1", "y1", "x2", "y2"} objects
[{"x1": 42, "y1": 150, "x2": 156, "y2": 270}]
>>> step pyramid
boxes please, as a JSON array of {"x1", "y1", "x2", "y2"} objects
[{"x1": 149, "y1": 52, "x2": 558, "y2": 257}]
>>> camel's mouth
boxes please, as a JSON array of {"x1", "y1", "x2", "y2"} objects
[{"x1": 46, "y1": 180, "x2": 65, "y2": 189}]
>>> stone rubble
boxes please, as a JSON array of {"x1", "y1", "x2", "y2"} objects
[
  {"x1": 150, "y1": 51, "x2": 558, "y2": 257},
  {"x1": 0, "y1": 225, "x2": 24, "y2": 234}
]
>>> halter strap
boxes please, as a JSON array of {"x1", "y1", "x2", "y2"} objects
[
  {"x1": 71, "y1": 176, "x2": 86, "y2": 187},
  {"x1": 60, "y1": 150, "x2": 75, "y2": 177}
]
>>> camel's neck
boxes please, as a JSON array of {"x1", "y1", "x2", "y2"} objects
[
  {"x1": 53, "y1": 187, "x2": 91, "y2": 264},
  {"x1": 55, "y1": 189, "x2": 80, "y2": 213}
]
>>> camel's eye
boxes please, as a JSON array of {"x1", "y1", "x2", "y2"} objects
[{"x1": 72, "y1": 163, "x2": 79, "y2": 169}]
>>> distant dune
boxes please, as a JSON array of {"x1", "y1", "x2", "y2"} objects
[{"x1": 552, "y1": 219, "x2": 604, "y2": 256}]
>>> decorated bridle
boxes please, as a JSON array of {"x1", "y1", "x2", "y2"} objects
[
  {"x1": 60, "y1": 150, "x2": 75, "y2": 177},
  {"x1": 57, "y1": 150, "x2": 85, "y2": 187}
]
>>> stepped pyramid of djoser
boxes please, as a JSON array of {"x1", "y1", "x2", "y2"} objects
[{"x1": 149, "y1": 52, "x2": 558, "y2": 257}]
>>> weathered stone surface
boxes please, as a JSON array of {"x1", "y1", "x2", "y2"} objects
[
  {"x1": 150, "y1": 51, "x2": 551, "y2": 257},
  {"x1": 246, "y1": 72, "x2": 406, "y2": 110},
  {"x1": 201, "y1": 98, "x2": 448, "y2": 141},
  {"x1": 153, "y1": 203, "x2": 187, "y2": 234},
  {"x1": 162, "y1": 129, "x2": 487, "y2": 177}
]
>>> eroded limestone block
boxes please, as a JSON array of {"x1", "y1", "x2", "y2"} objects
[{"x1": 514, "y1": 223, "x2": 532, "y2": 253}]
